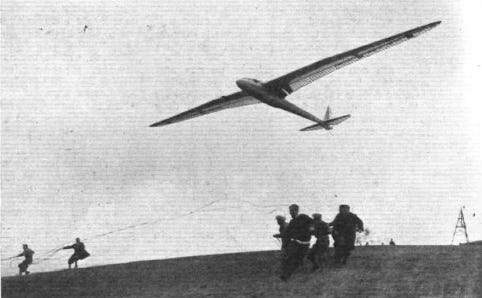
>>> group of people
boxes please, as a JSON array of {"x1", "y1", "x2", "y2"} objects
[
  {"x1": 273, "y1": 204, "x2": 364, "y2": 281},
  {"x1": 15, "y1": 238, "x2": 90, "y2": 276},
  {"x1": 14, "y1": 205, "x2": 362, "y2": 279}
]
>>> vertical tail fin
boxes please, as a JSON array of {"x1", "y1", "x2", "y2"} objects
[{"x1": 324, "y1": 106, "x2": 331, "y2": 121}]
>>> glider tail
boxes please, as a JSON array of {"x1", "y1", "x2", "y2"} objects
[
  {"x1": 324, "y1": 106, "x2": 332, "y2": 121},
  {"x1": 300, "y1": 106, "x2": 350, "y2": 131}
]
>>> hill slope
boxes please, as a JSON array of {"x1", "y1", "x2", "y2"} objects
[{"x1": 2, "y1": 246, "x2": 481, "y2": 297}]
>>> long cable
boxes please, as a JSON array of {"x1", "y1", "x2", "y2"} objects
[
  {"x1": 3, "y1": 197, "x2": 288, "y2": 267},
  {"x1": 3, "y1": 199, "x2": 225, "y2": 266}
]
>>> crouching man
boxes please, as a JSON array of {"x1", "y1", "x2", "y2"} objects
[{"x1": 63, "y1": 238, "x2": 90, "y2": 269}]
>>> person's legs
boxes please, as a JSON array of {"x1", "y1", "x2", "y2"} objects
[
  {"x1": 280, "y1": 243, "x2": 296, "y2": 280},
  {"x1": 334, "y1": 235, "x2": 347, "y2": 265},
  {"x1": 310, "y1": 242, "x2": 321, "y2": 271},
  {"x1": 341, "y1": 241, "x2": 355, "y2": 264},
  {"x1": 315, "y1": 248, "x2": 323, "y2": 270},
  {"x1": 320, "y1": 245, "x2": 329, "y2": 268},
  {"x1": 334, "y1": 245, "x2": 342, "y2": 264},
  {"x1": 280, "y1": 243, "x2": 305, "y2": 281},
  {"x1": 18, "y1": 261, "x2": 27, "y2": 275},
  {"x1": 340, "y1": 246, "x2": 351, "y2": 264},
  {"x1": 307, "y1": 247, "x2": 315, "y2": 266},
  {"x1": 68, "y1": 254, "x2": 78, "y2": 269}
]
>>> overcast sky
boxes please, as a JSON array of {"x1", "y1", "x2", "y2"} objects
[{"x1": 2, "y1": 0, "x2": 481, "y2": 276}]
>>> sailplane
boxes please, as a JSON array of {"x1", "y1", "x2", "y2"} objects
[{"x1": 150, "y1": 21, "x2": 441, "y2": 131}]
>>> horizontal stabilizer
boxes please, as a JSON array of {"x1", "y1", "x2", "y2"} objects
[
  {"x1": 300, "y1": 123, "x2": 323, "y2": 131},
  {"x1": 325, "y1": 114, "x2": 351, "y2": 126},
  {"x1": 299, "y1": 114, "x2": 351, "y2": 131}
]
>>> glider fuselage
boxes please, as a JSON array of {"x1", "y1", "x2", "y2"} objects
[
  {"x1": 236, "y1": 78, "x2": 325, "y2": 124},
  {"x1": 235, "y1": 79, "x2": 284, "y2": 108}
]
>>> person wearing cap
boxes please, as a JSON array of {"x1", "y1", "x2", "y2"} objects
[
  {"x1": 17, "y1": 244, "x2": 35, "y2": 276},
  {"x1": 280, "y1": 204, "x2": 314, "y2": 281},
  {"x1": 273, "y1": 215, "x2": 289, "y2": 250},
  {"x1": 307, "y1": 213, "x2": 330, "y2": 271},
  {"x1": 63, "y1": 238, "x2": 90, "y2": 269},
  {"x1": 330, "y1": 205, "x2": 364, "y2": 265}
]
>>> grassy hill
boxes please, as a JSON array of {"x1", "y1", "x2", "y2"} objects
[{"x1": 2, "y1": 245, "x2": 481, "y2": 297}]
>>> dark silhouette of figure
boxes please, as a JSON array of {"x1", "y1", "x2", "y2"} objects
[
  {"x1": 63, "y1": 238, "x2": 90, "y2": 269},
  {"x1": 307, "y1": 213, "x2": 330, "y2": 271},
  {"x1": 17, "y1": 244, "x2": 34, "y2": 276},
  {"x1": 280, "y1": 204, "x2": 314, "y2": 281},
  {"x1": 389, "y1": 238, "x2": 396, "y2": 246},
  {"x1": 330, "y1": 205, "x2": 363, "y2": 265},
  {"x1": 273, "y1": 215, "x2": 289, "y2": 249}
]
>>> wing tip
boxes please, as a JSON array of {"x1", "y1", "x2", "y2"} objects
[
  {"x1": 426, "y1": 21, "x2": 442, "y2": 29},
  {"x1": 431, "y1": 21, "x2": 442, "y2": 27},
  {"x1": 149, "y1": 121, "x2": 167, "y2": 128}
]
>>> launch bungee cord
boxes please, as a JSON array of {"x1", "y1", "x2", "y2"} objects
[
  {"x1": 2, "y1": 198, "x2": 227, "y2": 266},
  {"x1": 2, "y1": 197, "x2": 287, "y2": 268}
]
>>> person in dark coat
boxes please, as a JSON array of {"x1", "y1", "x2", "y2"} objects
[
  {"x1": 307, "y1": 213, "x2": 330, "y2": 271},
  {"x1": 17, "y1": 244, "x2": 35, "y2": 276},
  {"x1": 330, "y1": 205, "x2": 363, "y2": 265},
  {"x1": 280, "y1": 204, "x2": 314, "y2": 281},
  {"x1": 63, "y1": 238, "x2": 90, "y2": 269},
  {"x1": 273, "y1": 215, "x2": 289, "y2": 249}
]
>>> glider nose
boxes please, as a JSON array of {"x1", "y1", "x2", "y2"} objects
[{"x1": 236, "y1": 78, "x2": 249, "y2": 90}]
